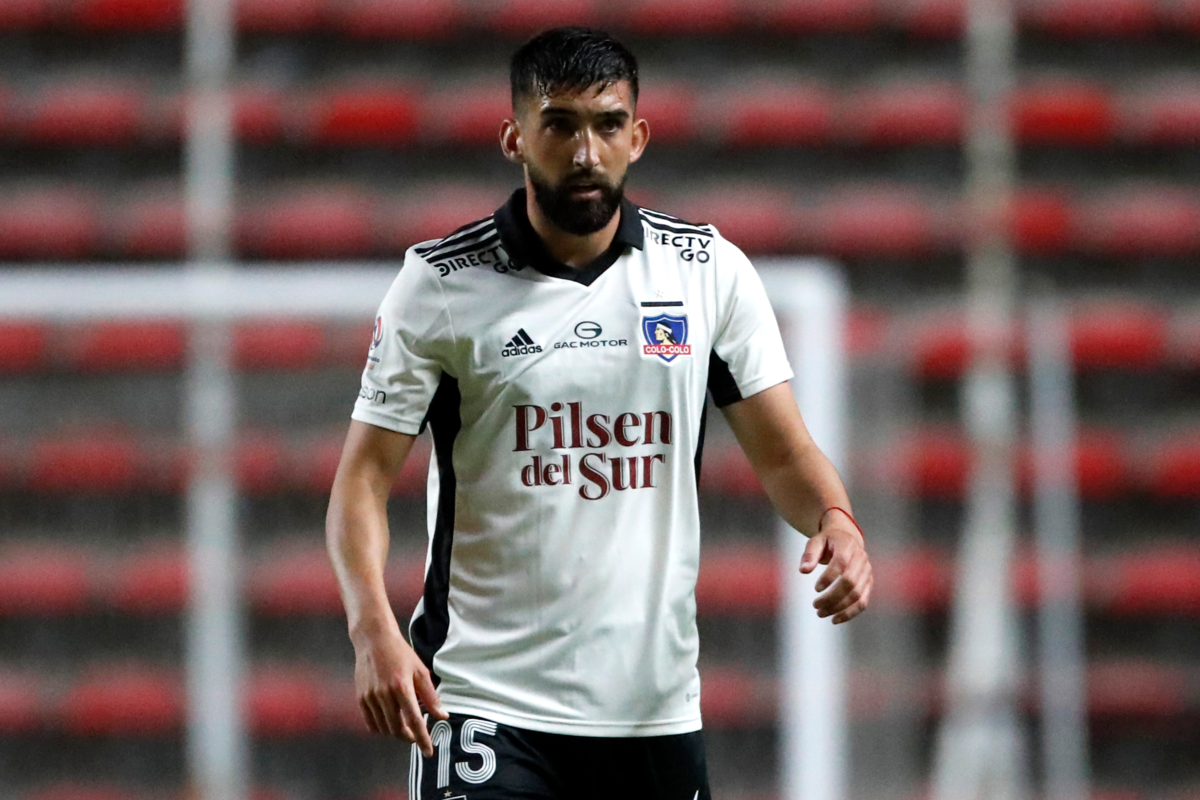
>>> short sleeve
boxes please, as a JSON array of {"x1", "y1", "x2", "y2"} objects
[
  {"x1": 352, "y1": 250, "x2": 455, "y2": 434},
  {"x1": 707, "y1": 234, "x2": 793, "y2": 407}
]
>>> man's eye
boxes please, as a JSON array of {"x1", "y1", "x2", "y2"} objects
[{"x1": 547, "y1": 119, "x2": 572, "y2": 133}]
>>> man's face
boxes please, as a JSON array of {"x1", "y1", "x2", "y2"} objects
[{"x1": 504, "y1": 80, "x2": 648, "y2": 235}]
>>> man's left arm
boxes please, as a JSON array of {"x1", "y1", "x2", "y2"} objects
[{"x1": 721, "y1": 382, "x2": 873, "y2": 624}]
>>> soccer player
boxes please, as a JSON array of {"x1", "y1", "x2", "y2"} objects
[{"x1": 327, "y1": 26, "x2": 873, "y2": 800}]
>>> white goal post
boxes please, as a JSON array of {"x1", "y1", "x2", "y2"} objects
[{"x1": 0, "y1": 259, "x2": 848, "y2": 800}]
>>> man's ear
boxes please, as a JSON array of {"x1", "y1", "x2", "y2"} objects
[
  {"x1": 500, "y1": 119, "x2": 524, "y2": 164},
  {"x1": 628, "y1": 117, "x2": 650, "y2": 164}
]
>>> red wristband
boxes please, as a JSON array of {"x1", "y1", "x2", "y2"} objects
[{"x1": 818, "y1": 506, "x2": 865, "y2": 543}]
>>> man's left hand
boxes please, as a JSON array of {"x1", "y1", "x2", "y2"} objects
[{"x1": 799, "y1": 525, "x2": 872, "y2": 624}]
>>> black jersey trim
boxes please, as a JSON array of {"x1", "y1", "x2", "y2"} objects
[
  {"x1": 409, "y1": 373, "x2": 462, "y2": 685},
  {"x1": 708, "y1": 349, "x2": 743, "y2": 408},
  {"x1": 694, "y1": 400, "x2": 708, "y2": 493},
  {"x1": 639, "y1": 208, "x2": 713, "y2": 232},
  {"x1": 424, "y1": 231, "x2": 501, "y2": 265},
  {"x1": 415, "y1": 218, "x2": 496, "y2": 257},
  {"x1": 642, "y1": 216, "x2": 714, "y2": 239}
]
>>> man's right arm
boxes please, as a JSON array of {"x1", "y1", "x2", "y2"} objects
[{"x1": 326, "y1": 419, "x2": 447, "y2": 755}]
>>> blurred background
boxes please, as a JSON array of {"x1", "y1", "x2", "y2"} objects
[{"x1": 1, "y1": 1, "x2": 1199, "y2": 799}]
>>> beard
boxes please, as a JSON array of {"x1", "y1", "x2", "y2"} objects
[{"x1": 527, "y1": 163, "x2": 627, "y2": 236}]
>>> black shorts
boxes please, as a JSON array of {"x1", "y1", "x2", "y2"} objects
[{"x1": 409, "y1": 713, "x2": 711, "y2": 800}]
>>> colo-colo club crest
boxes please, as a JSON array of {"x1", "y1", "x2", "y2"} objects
[{"x1": 642, "y1": 313, "x2": 691, "y2": 362}]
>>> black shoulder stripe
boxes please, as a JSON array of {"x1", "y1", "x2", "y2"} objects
[
  {"x1": 642, "y1": 217, "x2": 714, "y2": 238},
  {"x1": 425, "y1": 231, "x2": 501, "y2": 265},
  {"x1": 640, "y1": 208, "x2": 712, "y2": 230},
  {"x1": 418, "y1": 222, "x2": 498, "y2": 260},
  {"x1": 414, "y1": 217, "x2": 495, "y2": 256}
]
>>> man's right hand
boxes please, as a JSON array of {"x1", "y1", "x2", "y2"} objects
[{"x1": 353, "y1": 623, "x2": 448, "y2": 756}]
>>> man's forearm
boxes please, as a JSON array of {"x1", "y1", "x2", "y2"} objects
[
  {"x1": 754, "y1": 438, "x2": 853, "y2": 539},
  {"x1": 326, "y1": 472, "x2": 399, "y2": 642}
]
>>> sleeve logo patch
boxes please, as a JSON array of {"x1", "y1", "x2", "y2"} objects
[
  {"x1": 370, "y1": 316, "x2": 384, "y2": 350},
  {"x1": 641, "y1": 313, "x2": 691, "y2": 362}
]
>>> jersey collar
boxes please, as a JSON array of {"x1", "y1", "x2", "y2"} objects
[{"x1": 494, "y1": 188, "x2": 645, "y2": 287}]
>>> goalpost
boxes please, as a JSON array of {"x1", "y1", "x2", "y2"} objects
[{"x1": 0, "y1": 259, "x2": 848, "y2": 800}]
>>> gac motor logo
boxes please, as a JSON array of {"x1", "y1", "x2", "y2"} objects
[{"x1": 513, "y1": 401, "x2": 672, "y2": 501}]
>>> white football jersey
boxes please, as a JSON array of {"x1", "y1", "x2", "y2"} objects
[{"x1": 353, "y1": 189, "x2": 792, "y2": 736}]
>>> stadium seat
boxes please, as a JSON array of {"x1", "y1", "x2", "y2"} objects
[
  {"x1": 719, "y1": 83, "x2": 834, "y2": 148},
  {"x1": 1077, "y1": 190, "x2": 1200, "y2": 257},
  {"x1": 25, "y1": 434, "x2": 145, "y2": 494},
  {"x1": 636, "y1": 83, "x2": 697, "y2": 144},
  {"x1": 1168, "y1": 0, "x2": 1200, "y2": 34},
  {"x1": 61, "y1": 320, "x2": 186, "y2": 372},
  {"x1": 672, "y1": 187, "x2": 796, "y2": 252},
  {"x1": 338, "y1": 0, "x2": 464, "y2": 39},
  {"x1": 621, "y1": 0, "x2": 739, "y2": 35},
  {"x1": 249, "y1": 549, "x2": 344, "y2": 615},
  {"x1": 759, "y1": 0, "x2": 879, "y2": 33},
  {"x1": 1087, "y1": 661, "x2": 1189, "y2": 717},
  {"x1": 107, "y1": 549, "x2": 188, "y2": 614},
  {"x1": 239, "y1": 189, "x2": 375, "y2": 258},
  {"x1": 383, "y1": 186, "x2": 507, "y2": 249},
  {"x1": 110, "y1": 196, "x2": 186, "y2": 259},
  {"x1": 233, "y1": 88, "x2": 287, "y2": 145},
  {"x1": 0, "y1": 323, "x2": 48, "y2": 373},
  {"x1": 1096, "y1": 548, "x2": 1200, "y2": 617},
  {"x1": 1014, "y1": 83, "x2": 1116, "y2": 145},
  {"x1": 695, "y1": 545, "x2": 778, "y2": 615},
  {"x1": 306, "y1": 84, "x2": 421, "y2": 147},
  {"x1": 1069, "y1": 303, "x2": 1168, "y2": 369},
  {"x1": 837, "y1": 82, "x2": 964, "y2": 146},
  {"x1": 1122, "y1": 84, "x2": 1200, "y2": 146},
  {"x1": 1027, "y1": 0, "x2": 1158, "y2": 38},
  {"x1": 245, "y1": 670, "x2": 324, "y2": 735},
  {"x1": 819, "y1": 189, "x2": 937, "y2": 258},
  {"x1": 0, "y1": 190, "x2": 100, "y2": 260},
  {"x1": 237, "y1": 0, "x2": 327, "y2": 33},
  {"x1": 892, "y1": 0, "x2": 965, "y2": 38},
  {"x1": 1147, "y1": 434, "x2": 1200, "y2": 498},
  {"x1": 489, "y1": 0, "x2": 598, "y2": 35},
  {"x1": 0, "y1": 547, "x2": 90, "y2": 615},
  {"x1": 61, "y1": 667, "x2": 183, "y2": 735},
  {"x1": 232, "y1": 434, "x2": 289, "y2": 495},
  {"x1": 1168, "y1": 311, "x2": 1200, "y2": 368},
  {"x1": 233, "y1": 321, "x2": 327, "y2": 370},
  {"x1": 0, "y1": 0, "x2": 51, "y2": 30},
  {"x1": 1011, "y1": 190, "x2": 1074, "y2": 255},
  {"x1": 70, "y1": 0, "x2": 182, "y2": 31},
  {"x1": 697, "y1": 666, "x2": 776, "y2": 727},
  {"x1": 0, "y1": 673, "x2": 39, "y2": 733},
  {"x1": 427, "y1": 81, "x2": 510, "y2": 146},
  {"x1": 698, "y1": 445, "x2": 760, "y2": 496},
  {"x1": 25, "y1": 83, "x2": 145, "y2": 147}
]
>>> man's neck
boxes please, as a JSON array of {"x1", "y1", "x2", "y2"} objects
[{"x1": 524, "y1": 181, "x2": 621, "y2": 268}]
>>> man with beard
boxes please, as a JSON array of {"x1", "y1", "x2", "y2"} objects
[{"x1": 327, "y1": 26, "x2": 872, "y2": 800}]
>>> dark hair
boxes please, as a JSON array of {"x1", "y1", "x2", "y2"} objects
[{"x1": 510, "y1": 27, "x2": 639, "y2": 110}]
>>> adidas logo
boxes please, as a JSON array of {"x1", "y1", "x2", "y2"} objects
[{"x1": 501, "y1": 328, "x2": 543, "y2": 358}]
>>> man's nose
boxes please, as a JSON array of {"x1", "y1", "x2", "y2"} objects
[{"x1": 573, "y1": 129, "x2": 601, "y2": 169}]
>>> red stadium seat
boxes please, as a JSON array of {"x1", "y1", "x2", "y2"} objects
[
  {"x1": 489, "y1": 0, "x2": 598, "y2": 35},
  {"x1": 636, "y1": 83, "x2": 697, "y2": 144},
  {"x1": 1011, "y1": 190, "x2": 1074, "y2": 255},
  {"x1": 1027, "y1": 0, "x2": 1157, "y2": 38},
  {"x1": 61, "y1": 320, "x2": 187, "y2": 372},
  {"x1": 70, "y1": 0, "x2": 182, "y2": 30},
  {"x1": 0, "y1": 673, "x2": 39, "y2": 733},
  {"x1": 672, "y1": 187, "x2": 796, "y2": 252},
  {"x1": 61, "y1": 667, "x2": 183, "y2": 735},
  {"x1": 0, "y1": 547, "x2": 90, "y2": 615},
  {"x1": 428, "y1": 82, "x2": 510, "y2": 146},
  {"x1": 697, "y1": 444, "x2": 759, "y2": 496},
  {"x1": 234, "y1": 88, "x2": 287, "y2": 144},
  {"x1": 1167, "y1": 0, "x2": 1200, "y2": 34},
  {"x1": 0, "y1": 190, "x2": 100, "y2": 260},
  {"x1": 759, "y1": 0, "x2": 879, "y2": 33},
  {"x1": 1122, "y1": 84, "x2": 1200, "y2": 146},
  {"x1": 339, "y1": 0, "x2": 464, "y2": 39},
  {"x1": 1087, "y1": 661, "x2": 1189, "y2": 717},
  {"x1": 233, "y1": 321, "x2": 327, "y2": 370},
  {"x1": 25, "y1": 83, "x2": 145, "y2": 146},
  {"x1": 249, "y1": 549, "x2": 343, "y2": 615},
  {"x1": 838, "y1": 82, "x2": 964, "y2": 146},
  {"x1": 239, "y1": 189, "x2": 374, "y2": 258},
  {"x1": 0, "y1": 323, "x2": 48, "y2": 373},
  {"x1": 233, "y1": 434, "x2": 289, "y2": 495},
  {"x1": 237, "y1": 0, "x2": 327, "y2": 33},
  {"x1": 1147, "y1": 433, "x2": 1200, "y2": 498},
  {"x1": 892, "y1": 0, "x2": 965, "y2": 38},
  {"x1": 111, "y1": 196, "x2": 187, "y2": 259},
  {"x1": 26, "y1": 434, "x2": 146, "y2": 494},
  {"x1": 245, "y1": 670, "x2": 324, "y2": 735},
  {"x1": 107, "y1": 549, "x2": 188, "y2": 614},
  {"x1": 819, "y1": 189, "x2": 937, "y2": 258},
  {"x1": 1014, "y1": 83, "x2": 1116, "y2": 146},
  {"x1": 698, "y1": 666, "x2": 776, "y2": 727},
  {"x1": 384, "y1": 186, "x2": 506, "y2": 249},
  {"x1": 294, "y1": 435, "x2": 344, "y2": 494},
  {"x1": 1015, "y1": 431, "x2": 1132, "y2": 501},
  {"x1": 623, "y1": 0, "x2": 739, "y2": 35},
  {"x1": 0, "y1": 0, "x2": 51, "y2": 29},
  {"x1": 719, "y1": 83, "x2": 834, "y2": 148},
  {"x1": 1077, "y1": 189, "x2": 1200, "y2": 257},
  {"x1": 306, "y1": 84, "x2": 420, "y2": 147},
  {"x1": 1095, "y1": 548, "x2": 1200, "y2": 617},
  {"x1": 1168, "y1": 311, "x2": 1200, "y2": 368},
  {"x1": 845, "y1": 306, "x2": 890, "y2": 358},
  {"x1": 696, "y1": 545, "x2": 778, "y2": 615},
  {"x1": 1069, "y1": 303, "x2": 1168, "y2": 370}
]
